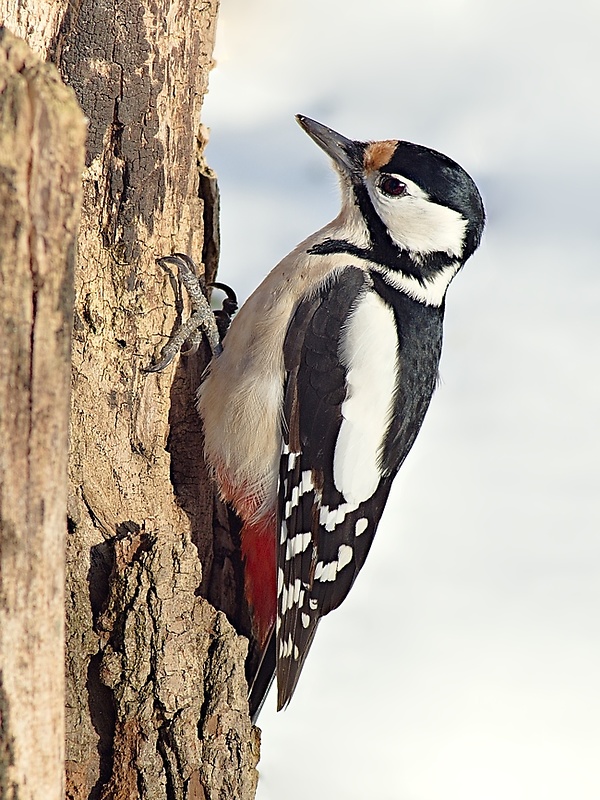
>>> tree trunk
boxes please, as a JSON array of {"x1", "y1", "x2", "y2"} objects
[
  {"x1": 0, "y1": 29, "x2": 85, "y2": 800},
  {"x1": 0, "y1": 3, "x2": 259, "y2": 798}
]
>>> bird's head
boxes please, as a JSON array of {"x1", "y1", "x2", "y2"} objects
[{"x1": 296, "y1": 115, "x2": 485, "y2": 270}]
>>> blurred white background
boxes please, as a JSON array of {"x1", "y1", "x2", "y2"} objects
[{"x1": 202, "y1": 1, "x2": 600, "y2": 797}]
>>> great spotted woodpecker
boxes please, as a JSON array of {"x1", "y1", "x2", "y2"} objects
[{"x1": 159, "y1": 115, "x2": 485, "y2": 721}]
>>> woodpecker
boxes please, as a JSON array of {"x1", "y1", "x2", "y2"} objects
[{"x1": 195, "y1": 115, "x2": 485, "y2": 720}]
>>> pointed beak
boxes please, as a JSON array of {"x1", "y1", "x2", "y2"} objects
[{"x1": 296, "y1": 115, "x2": 363, "y2": 177}]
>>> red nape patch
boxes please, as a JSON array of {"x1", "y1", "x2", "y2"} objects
[{"x1": 241, "y1": 515, "x2": 277, "y2": 648}]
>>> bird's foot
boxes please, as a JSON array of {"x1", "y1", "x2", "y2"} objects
[{"x1": 145, "y1": 253, "x2": 237, "y2": 373}]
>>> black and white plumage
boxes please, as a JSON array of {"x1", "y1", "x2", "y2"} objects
[{"x1": 197, "y1": 115, "x2": 485, "y2": 719}]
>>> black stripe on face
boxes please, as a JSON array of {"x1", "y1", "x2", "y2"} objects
[
  {"x1": 308, "y1": 180, "x2": 458, "y2": 283},
  {"x1": 352, "y1": 182, "x2": 398, "y2": 257},
  {"x1": 308, "y1": 235, "x2": 457, "y2": 285},
  {"x1": 351, "y1": 183, "x2": 461, "y2": 280}
]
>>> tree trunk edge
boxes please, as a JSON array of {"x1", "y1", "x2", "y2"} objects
[{"x1": 0, "y1": 26, "x2": 86, "y2": 800}]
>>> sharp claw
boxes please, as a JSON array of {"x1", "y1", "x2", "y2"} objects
[
  {"x1": 143, "y1": 349, "x2": 177, "y2": 373},
  {"x1": 210, "y1": 281, "x2": 239, "y2": 307},
  {"x1": 147, "y1": 252, "x2": 225, "y2": 372},
  {"x1": 209, "y1": 281, "x2": 239, "y2": 337},
  {"x1": 156, "y1": 253, "x2": 198, "y2": 272}
]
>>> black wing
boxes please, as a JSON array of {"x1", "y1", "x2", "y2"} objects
[{"x1": 276, "y1": 266, "x2": 397, "y2": 709}]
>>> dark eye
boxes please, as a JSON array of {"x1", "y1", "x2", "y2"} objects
[{"x1": 379, "y1": 175, "x2": 407, "y2": 197}]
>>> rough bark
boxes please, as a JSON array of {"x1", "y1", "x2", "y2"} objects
[
  {"x1": 0, "y1": 29, "x2": 86, "y2": 800},
  {"x1": 0, "y1": 2, "x2": 259, "y2": 798}
]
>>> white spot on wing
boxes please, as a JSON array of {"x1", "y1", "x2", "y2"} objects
[
  {"x1": 281, "y1": 579, "x2": 305, "y2": 613},
  {"x1": 314, "y1": 560, "x2": 338, "y2": 582},
  {"x1": 302, "y1": 613, "x2": 311, "y2": 628},
  {"x1": 335, "y1": 292, "x2": 398, "y2": 505},
  {"x1": 283, "y1": 469, "x2": 313, "y2": 521},
  {"x1": 335, "y1": 506, "x2": 348, "y2": 525},
  {"x1": 301, "y1": 470, "x2": 313, "y2": 493},
  {"x1": 319, "y1": 505, "x2": 330, "y2": 526},
  {"x1": 337, "y1": 544, "x2": 353, "y2": 571},
  {"x1": 279, "y1": 634, "x2": 295, "y2": 659},
  {"x1": 319, "y1": 502, "x2": 359, "y2": 531},
  {"x1": 314, "y1": 545, "x2": 354, "y2": 582},
  {"x1": 292, "y1": 578, "x2": 302, "y2": 604},
  {"x1": 286, "y1": 531, "x2": 312, "y2": 560},
  {"x1": 355, "y1": 518, "x2": 368, "y2": 536}
]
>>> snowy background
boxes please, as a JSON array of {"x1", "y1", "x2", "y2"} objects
[{"x1": 201, "y1": 1, "x2": 600, "y2": 798}]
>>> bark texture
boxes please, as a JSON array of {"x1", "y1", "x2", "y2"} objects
[
  {"x1": 0, "y1": 28, "x2": 86, "y2": 800},
  {"x1": 0, "y1": 2, "x2": 259, "y2": 798}
]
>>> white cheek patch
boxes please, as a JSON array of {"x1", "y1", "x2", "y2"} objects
[
  {"x1": 334, "y1": 291, "x2": 398, "y2": 506},
  {"x1": 367, "y1": 174, "x2": 468, "y2": 258}
]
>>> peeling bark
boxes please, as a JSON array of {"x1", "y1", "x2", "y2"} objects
[{"x1": 0, "y1": 1, "x2": 259, "y2": 797}]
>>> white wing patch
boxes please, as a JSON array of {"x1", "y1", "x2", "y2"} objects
[{"x1": 334, "y1": 291, "x2": 399, "y2": 506}]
